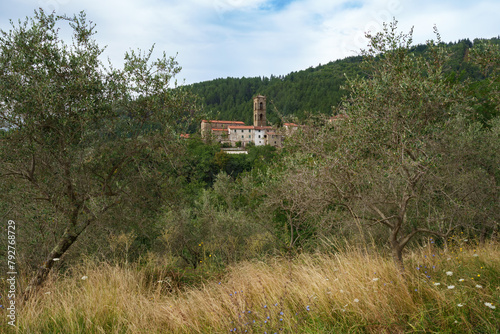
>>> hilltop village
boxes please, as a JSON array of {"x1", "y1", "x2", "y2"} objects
[{"x1": 201, "y1": 95, "x2": 298, "y2": 148}]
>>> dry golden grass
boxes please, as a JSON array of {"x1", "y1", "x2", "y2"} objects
[{"x1": 10, "y1": 242, "x2": 500, "y2": 333}]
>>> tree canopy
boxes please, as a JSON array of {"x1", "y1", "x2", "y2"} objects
[{"x1": 0, "y1": 9, "x2": 196, "y2": 297}]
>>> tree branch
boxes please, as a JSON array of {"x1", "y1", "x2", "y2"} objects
[
  {"x1": 399, "y1": 227, "x2": 452, "y2": 249},
  {"x1": 369, "y1": 204, "x2": 394, "y2": 228},
  {"x1": 367, "y1": 215, "x2": 398, "y2": 228}
]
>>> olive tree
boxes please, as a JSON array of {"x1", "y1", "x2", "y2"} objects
[
  {"x1": 328, "y1": 21, "x2": 499, "y2": 270},
  {"x1": 271, "y1": 20, "x2": 499, "y2": 272},
  {"x1": 0, "y1": 10, "x2": 195, "y2": 297}
]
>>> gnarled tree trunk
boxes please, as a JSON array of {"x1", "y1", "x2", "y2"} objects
[{"x1": 22, "y1": 217, "x2": 92, "y2": 300}]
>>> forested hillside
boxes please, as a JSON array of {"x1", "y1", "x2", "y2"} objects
[{"x1": 187, "y1": 37, "x2": 500, "y2": 125}]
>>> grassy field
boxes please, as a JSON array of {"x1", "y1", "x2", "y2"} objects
[{"x1": 4, "y1": 242, "x2": 499, "y2": 333}]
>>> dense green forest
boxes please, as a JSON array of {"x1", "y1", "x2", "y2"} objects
[{"x1": 187, "y1": 37, "x2": 500, "y2": 125}]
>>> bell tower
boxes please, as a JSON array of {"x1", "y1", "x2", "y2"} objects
[{"x1": 253, "y1": 95, "x2": 266, "y2": 127}]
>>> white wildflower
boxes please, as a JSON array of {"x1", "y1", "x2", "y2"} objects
[
  {"x1": 372, "y1": 278, "x2": 379, "y2": 281},
  {"x1": 458, "y1": 279, "x2": 464, "y2": 282},
  {"x1": 473, "y1": 254, "x2": 479, "y2": 257},
  {"x1": 457, "y1": 303, "x2": 464, "y2": 307},
  {"x1": 484, "y1": 303, "x2": 496, "y2": 310},
  {"x1": 81, "y1": 276, "x2": 88, "y2": 280},
  {"x1": 52, "y1": 258, "x2": 60, "y2": 261},
  {"x1": 447, "y1": 285, "x2": 455, "y2": 289},
  {"x1": 353, "y1": 298, "x2": 359, "y2": 303},
  {"x1": 433, "y1": 282, "x2": 441, "y2": 286},
  {"x1": 44, "y1": 291, "x2": 51, "y2": 295},
  {"x1": 446, "y1": 271, "x2": 453, "y2": 276},
  {"x1": 475, "y1": 285, "x2": 483, "y2": 289}
]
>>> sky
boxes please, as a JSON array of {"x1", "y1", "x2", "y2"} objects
[{"x1": 0, "y1": 0, "x2": 499, "y2": 85}]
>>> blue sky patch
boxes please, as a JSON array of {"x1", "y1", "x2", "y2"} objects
[
  {"x1": 261, "y1": 0, "x2": 297, "y2": 11},
  {"x1": 341, "y1": 1, "x2": 363, "y2": 10}
]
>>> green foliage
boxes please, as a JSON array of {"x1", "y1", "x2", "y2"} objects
[
  {"x1": 177, "y1": 137, "x2": 279, "y2": 193},
  {"x1": 335, "y1": 21, "x2": 499, "y2": 266},
  {"x1": 0, "y1": 9, "x2": 197, "y2": 293},
  {"x1": 155, "y1": 139, "x2": 281, "y2": 269},
  {"x1": 466, "y1": 39, "x2": 500, "y2": 124},
  {"x1": 178, "y1": 136, "x2": 221, "y2": 191},
  {"x1": 255, "y1": 20, "x2": 500, "y2": 269},
  {"x1": 160, "y1": 173, "x2": 275, "y2": 269}
]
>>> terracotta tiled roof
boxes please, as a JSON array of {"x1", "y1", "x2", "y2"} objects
[
  {"x1": 228, "y1": 125, "x2": 275, "y2": 131},
  {"x1": 284, "y1": 123, "x2": 298, "y2": 127},
  {"x1": 212, "y1": 129, "x2": 228, "y2": 132},
  {"x1": 228, "y1": 126, "x2": 256, "y2": 130}
]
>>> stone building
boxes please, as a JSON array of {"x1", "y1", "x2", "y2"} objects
[
  {"x1": 201, "y1": 95, "x2": 297, "y2": 148},
  {"x1": 201, "y1": 120, "x2": 244, "y2": 145}
]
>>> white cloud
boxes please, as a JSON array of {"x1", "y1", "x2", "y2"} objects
[
  {"x1": 212, "y1": 0, "x2": 268, "y2": 12},
  {"x1": 1, "y1": 0, "x2": 499, "y2": 84}
]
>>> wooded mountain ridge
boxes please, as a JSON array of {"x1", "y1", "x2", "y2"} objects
[{"x1": 186, "y1": 37, "x2": 500, "y2": 126}]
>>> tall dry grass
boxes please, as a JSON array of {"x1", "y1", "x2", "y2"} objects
[{"x1": 8, "y1": 242, "x2": 500, "y2": 333}]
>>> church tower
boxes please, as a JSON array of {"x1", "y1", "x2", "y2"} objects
[{"x1": 253, "y1": 95, "x2": 267, "y2": 127}]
